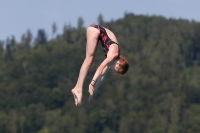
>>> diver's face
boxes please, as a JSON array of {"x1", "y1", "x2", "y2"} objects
[{"x1": 114, "y1": 60, "x2": 120, "y2": 72}]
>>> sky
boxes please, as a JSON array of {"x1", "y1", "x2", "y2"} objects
[{"x1": 1, "y1": 0, "x2": 200, "y2": 42}]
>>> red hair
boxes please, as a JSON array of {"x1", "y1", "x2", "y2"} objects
[{"x1": 116, "y1": 55, "x2": 129, "y2": 75}]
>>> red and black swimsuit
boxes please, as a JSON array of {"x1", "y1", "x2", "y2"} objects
[{"x1": 90, "y1": 24, "x2": 119, "y2": 56}]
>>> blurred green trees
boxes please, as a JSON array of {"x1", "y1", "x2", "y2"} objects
[{"x1": 0, "y1": 13, "x2": 200, "y2": 133}]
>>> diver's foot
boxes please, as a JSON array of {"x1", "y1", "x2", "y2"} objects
[{"x1": 71, "y1": 89, "x2": 82, "y2": 106}]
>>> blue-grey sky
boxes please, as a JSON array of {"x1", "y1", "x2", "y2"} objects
[{"x1": 1, "y1": 0, "x2": 199, "y2": 42}]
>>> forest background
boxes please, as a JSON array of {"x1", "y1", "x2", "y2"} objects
[{"x1": 0, "y1": 13, "x2": 200, "y2": 133}]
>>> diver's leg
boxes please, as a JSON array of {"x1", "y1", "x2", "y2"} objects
[{"x1": 71, "y1": 26, "x2": 100, "y2": 106}]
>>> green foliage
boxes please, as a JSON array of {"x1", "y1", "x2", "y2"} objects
[{"x1": 0, "y1": 13, "x2": 200, "y2": 133}]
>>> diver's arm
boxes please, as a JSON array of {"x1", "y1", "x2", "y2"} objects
[
  {"x1": 93, "y1": 65, "x2": 110, "y2": 92},
  {"x1": 88, "y1": 65, "x2": 110, "y2": 102}
]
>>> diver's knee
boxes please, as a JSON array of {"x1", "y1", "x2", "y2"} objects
[{"x1": 84, "y1": 56, "x2": 94, "y2": 64}]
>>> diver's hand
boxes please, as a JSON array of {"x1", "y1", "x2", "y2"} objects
[
  {"x1": 88, "y1": 84, "x2": 95, "y2": 96},
  {"x1": 88, "y1": 84, "x2": 95, "y2": 102}
]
